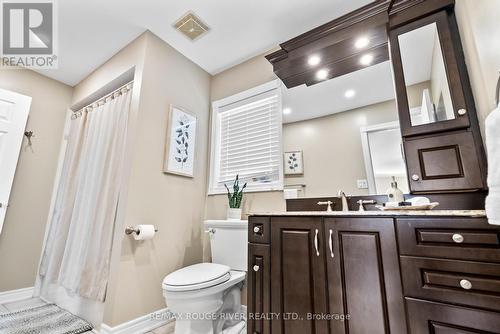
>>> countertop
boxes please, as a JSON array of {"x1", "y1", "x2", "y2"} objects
[{"x1": 250, "y1": 210, "x2": 486, "y2": 217}]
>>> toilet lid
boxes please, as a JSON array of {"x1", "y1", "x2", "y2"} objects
[{"x1": 163, "y1": 263, "x2": 231, "y2": 292}]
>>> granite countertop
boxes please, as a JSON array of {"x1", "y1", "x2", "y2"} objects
[{"x1": 250, "y1": 210, "x2": 486, "y2": 217}]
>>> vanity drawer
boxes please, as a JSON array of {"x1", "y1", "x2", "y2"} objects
[
  {"x1": 406, "y1": 298, "x2": 500, "y2": 334},
  {"x1": 397, "y1": 218, "x2": 500, "y2": 262},
  {"x1": 401, "y1": 256, "x2": 500, "y2": 311},
  {"x1": 249, "y1": 216, "x2": 270, "y2": 244}
]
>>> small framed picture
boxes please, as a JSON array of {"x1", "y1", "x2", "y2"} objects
[
  {"x1": 284, "y1": 151, "x2": 304, "y2": 175},
  {"x1": 163, "y1": 105, "x2": 197, "y2": 177}
]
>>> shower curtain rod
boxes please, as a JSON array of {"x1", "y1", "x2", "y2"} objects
[{"x1": 71, "y1": 80, "x2": 134, "y2": 119}]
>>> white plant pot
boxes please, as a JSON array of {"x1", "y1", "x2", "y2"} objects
[{"x1": 226, "y1": 208, "x2": 242, "y2": 220}]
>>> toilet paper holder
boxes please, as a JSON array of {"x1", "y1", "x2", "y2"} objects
[{"x1": 125, "y1": 226, "x2": 159, "y2": 235}]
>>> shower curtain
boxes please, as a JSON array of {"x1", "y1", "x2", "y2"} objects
[{"x1": 35, "y1": 83, "x2": 133, "y2": 325}]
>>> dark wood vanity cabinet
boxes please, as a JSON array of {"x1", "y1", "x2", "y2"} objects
[
  {"x1": 269, "y1": 217, "x2": 329, "y2": 334},
  {"x1": 248, "y1": 215, "x2": 408, "y2": 334},
  {"x1": 324, "y1": 218, "x2": 407, "y2": 334},
  {"x1": 248, "y1": 215, "x2": 500, "y2": 334}
]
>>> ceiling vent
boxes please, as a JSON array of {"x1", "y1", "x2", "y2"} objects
[{"x1": 173, "y1": 11, "x2": 210, "y2": 41}]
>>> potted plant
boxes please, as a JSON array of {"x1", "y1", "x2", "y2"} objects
[{"x1": 224, "y1": 175, "x2": 247, "y2": 220}]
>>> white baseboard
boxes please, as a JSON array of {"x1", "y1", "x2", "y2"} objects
[
  {"x1": 0, "y1": 287, "x2": 34, "y2": 304},
  {"x1": 100, "y1": 308, "x2": 173, "y2": 334}
]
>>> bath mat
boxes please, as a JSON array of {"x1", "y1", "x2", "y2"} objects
[{"x1": 0, "y1": 303, "x2": 93, "y2": 334}]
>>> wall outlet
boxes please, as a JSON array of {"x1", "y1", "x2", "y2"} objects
[{"x1": 357, "y1": 179, "x2": 369, "y2": 189}]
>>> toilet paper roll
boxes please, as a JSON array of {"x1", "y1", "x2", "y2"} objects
[{"x1": 133, "y1": 225, "x2": 156, "y2": 241}]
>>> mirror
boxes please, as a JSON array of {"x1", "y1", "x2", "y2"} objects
[
  {"x1": 398, "y1": 22, "x2": 455, "y2": 126},
  {"x1": 282, "y1": 60, "x2": 409, "y2": 198}
]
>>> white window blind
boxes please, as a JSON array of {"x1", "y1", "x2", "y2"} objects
[{"x1": 209, "y1": 81, "x2": 283, "y2": 194}]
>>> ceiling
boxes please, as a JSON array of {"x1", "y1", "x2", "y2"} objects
[{"x1": 36, "y1": 0, "x2": 374, "y2": 86}]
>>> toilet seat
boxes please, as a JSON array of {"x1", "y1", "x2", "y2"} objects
[{"x1": 163, "y1": 263, "x2": 231, "y2": 292}]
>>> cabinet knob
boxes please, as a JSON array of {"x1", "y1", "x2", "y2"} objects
[
  {"x1": 460, "y1": 279, "x2": 472, "y2": 290},
  {"x1": 452, "y1": 233, "x2": 464, "y2": 243},
  {"x1": 457, "y1": 108, "x2": 467, "y2": 116},
  {"x1": 411, "y1": 174, "x2": 420, "y2": 181},
  {"x1": 253, "y1": 226, "x2": 261, "y2": 233},
  {"x1": 253, "y1": 265, "x2": 260, "y2": 272}
]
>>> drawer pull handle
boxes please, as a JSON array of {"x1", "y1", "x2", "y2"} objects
[
  {"x1": 329, "y1": 229, "x2": 334, "y2": 258},
  {"x1": 460, "y1": 279, "x2": 472, "y2": 290},
  {"x1": 411, "y1": 174, "x2": 420, "y2": 181},
  {"x1": 314, "y1": 229, "x2": 320, "y2": 257},
  {"x1": 253, "y1": 265, "x2": 260, "y2": 272},
  {"x1": 452, "y1": 233, "x2": 464, "y2": 243},
  {"x1": 253, "y1": 226, "x2": 261, "y2": 233},
  {"x1": 457, "y1": 108, "x2": 467, "y2": 116}
]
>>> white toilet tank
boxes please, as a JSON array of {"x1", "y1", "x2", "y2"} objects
[{"x1": 204, "y1": 220, "x2": 248, "y2": 271}]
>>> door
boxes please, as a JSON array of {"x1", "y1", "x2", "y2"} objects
[
  {"x1": 0, "y1": 88, "x2": 31, "y2": 233},
  {"x1": 271, "y1": 217, "x2": 328, "y2": 334},
  {"x1": 404, "y1": 131, "x2": 484, "y2": 193},
  {"x1": 248, "y1": 243, "x2": 271, "y2": 334},
  {"x1": 324, "y1": 218, "x2": 407, "y2": 334}
]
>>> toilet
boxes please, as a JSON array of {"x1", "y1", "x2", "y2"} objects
[{"x1": 162, "y1": 220, "x2": 248, "y2": 334}]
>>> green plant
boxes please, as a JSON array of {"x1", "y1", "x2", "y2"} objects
[{"x1": 224, "y1": 174, "x2": 247, "y2": 209}]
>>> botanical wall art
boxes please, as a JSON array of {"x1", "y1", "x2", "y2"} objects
[
  {"x1": 284, "y1": 151, "x2": 304, "y2": 175},
  {"x1": 163, "y1": 105, "x2": 197, "y2": 177}
]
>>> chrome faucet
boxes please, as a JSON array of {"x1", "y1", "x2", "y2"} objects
[
  {"x1": 338, "y1": 190, "x2": 349, "y2": 212},
  {"x1": 357, "y1": 199, "x2": 377, "y2": 211}
]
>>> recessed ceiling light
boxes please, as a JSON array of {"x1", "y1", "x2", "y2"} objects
[
  {"x1": 283, "y1": 108, "x2": 292, "y2": 115},
  {"x1": 316, "y1": 69, "x2": 328, "y2": 80},
  {"x1": 308, "y1": 55, "x2": 321, "y2": 66},
  {"x1": 345, "y1": 89, "x2": 356, "y2": 98},
  {"x1": 355, "y1": 37, "x2": 370, "y2": 49},
  {"x1": 360, "y1": 54, "x2": 374, "y2": 66}
]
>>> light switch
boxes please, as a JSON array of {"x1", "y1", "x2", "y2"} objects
[{"x1": 357, "y1": 179, "x2": 368, "y2": 189}]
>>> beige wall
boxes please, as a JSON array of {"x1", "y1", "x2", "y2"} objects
[
  {"x1": 456, "y1": 0, "x2": 500, "y2": 139},
  {"x1": 283, "y1": 100, "x2": 399, "y2": 197},
  {"x1": 0, "y1": 70, "x2": 72, "y2": 291},
  {"x1": 71, "y1": 32, "x2": 212, "y2": 326}
]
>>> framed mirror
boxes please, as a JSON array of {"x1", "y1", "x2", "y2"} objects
[
  {"x1": 281, "y1": 60, "x2": 409, "y2": 198},
  {"x1": 390, "y1": 11, "x2": 470, "y2": 136},
  {"x1": 398, "y1": 22, "x2": 455, "y2": 126}
]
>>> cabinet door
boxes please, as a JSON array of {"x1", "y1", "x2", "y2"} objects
[
  {"x1": 248, "y1": 243, "x2": 271, "y2": 334},
  {"x1": 324, "y1": 218, "x2": 407, "y2": 334},
  {"x1": 406, "y1": 298, "x2": 500, "y2": 334},
  {"x1": 404, "y1": 131, "x2": 484, "y2": 192},
  {"x1": 390, "y1": 10, "x2": 472, "y2": 137},
  {"x1": 271, "y1": 217, "x2": 328, "y2": 334}
]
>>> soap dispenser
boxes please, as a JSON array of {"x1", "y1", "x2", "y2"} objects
[{"x1": 386, "y1": 176, "x2": 404, "y2": 204}]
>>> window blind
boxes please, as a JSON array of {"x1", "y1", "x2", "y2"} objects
[{"x1": 211, "y1": 86, "x2": 283, "y2": 193}]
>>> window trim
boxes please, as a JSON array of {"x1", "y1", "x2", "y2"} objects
[{"x1": 208, "y1": 79, "x2": 284, "y2": 195}]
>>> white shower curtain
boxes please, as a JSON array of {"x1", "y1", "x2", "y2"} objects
[{"x1": 36, "y1": 83, "x2": 133, "y2": 320}]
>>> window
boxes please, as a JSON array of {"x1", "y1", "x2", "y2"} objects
[{"x1": 209, "y1": 80, "x2": 283, "y2": 194}]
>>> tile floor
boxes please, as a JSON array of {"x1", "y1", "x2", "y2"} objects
[{"x1": 0, "y1": 298, "x2": 175, "y2": 334}]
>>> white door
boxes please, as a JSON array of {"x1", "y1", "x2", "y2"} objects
[{"x1": 0, "y1": 88, "x2": 32, "y2": 234}]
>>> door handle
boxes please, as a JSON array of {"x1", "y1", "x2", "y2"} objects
[
  {"x1": 328, "y1": 229, "x2": 334, "y2": 258},
  {"x1": 314, "y1": 229, "x2": 320, "y2": 257}
]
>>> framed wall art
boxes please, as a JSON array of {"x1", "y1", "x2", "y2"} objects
[{"x1": 163, "y1": 105, "x2": 197, "y2": 177}]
